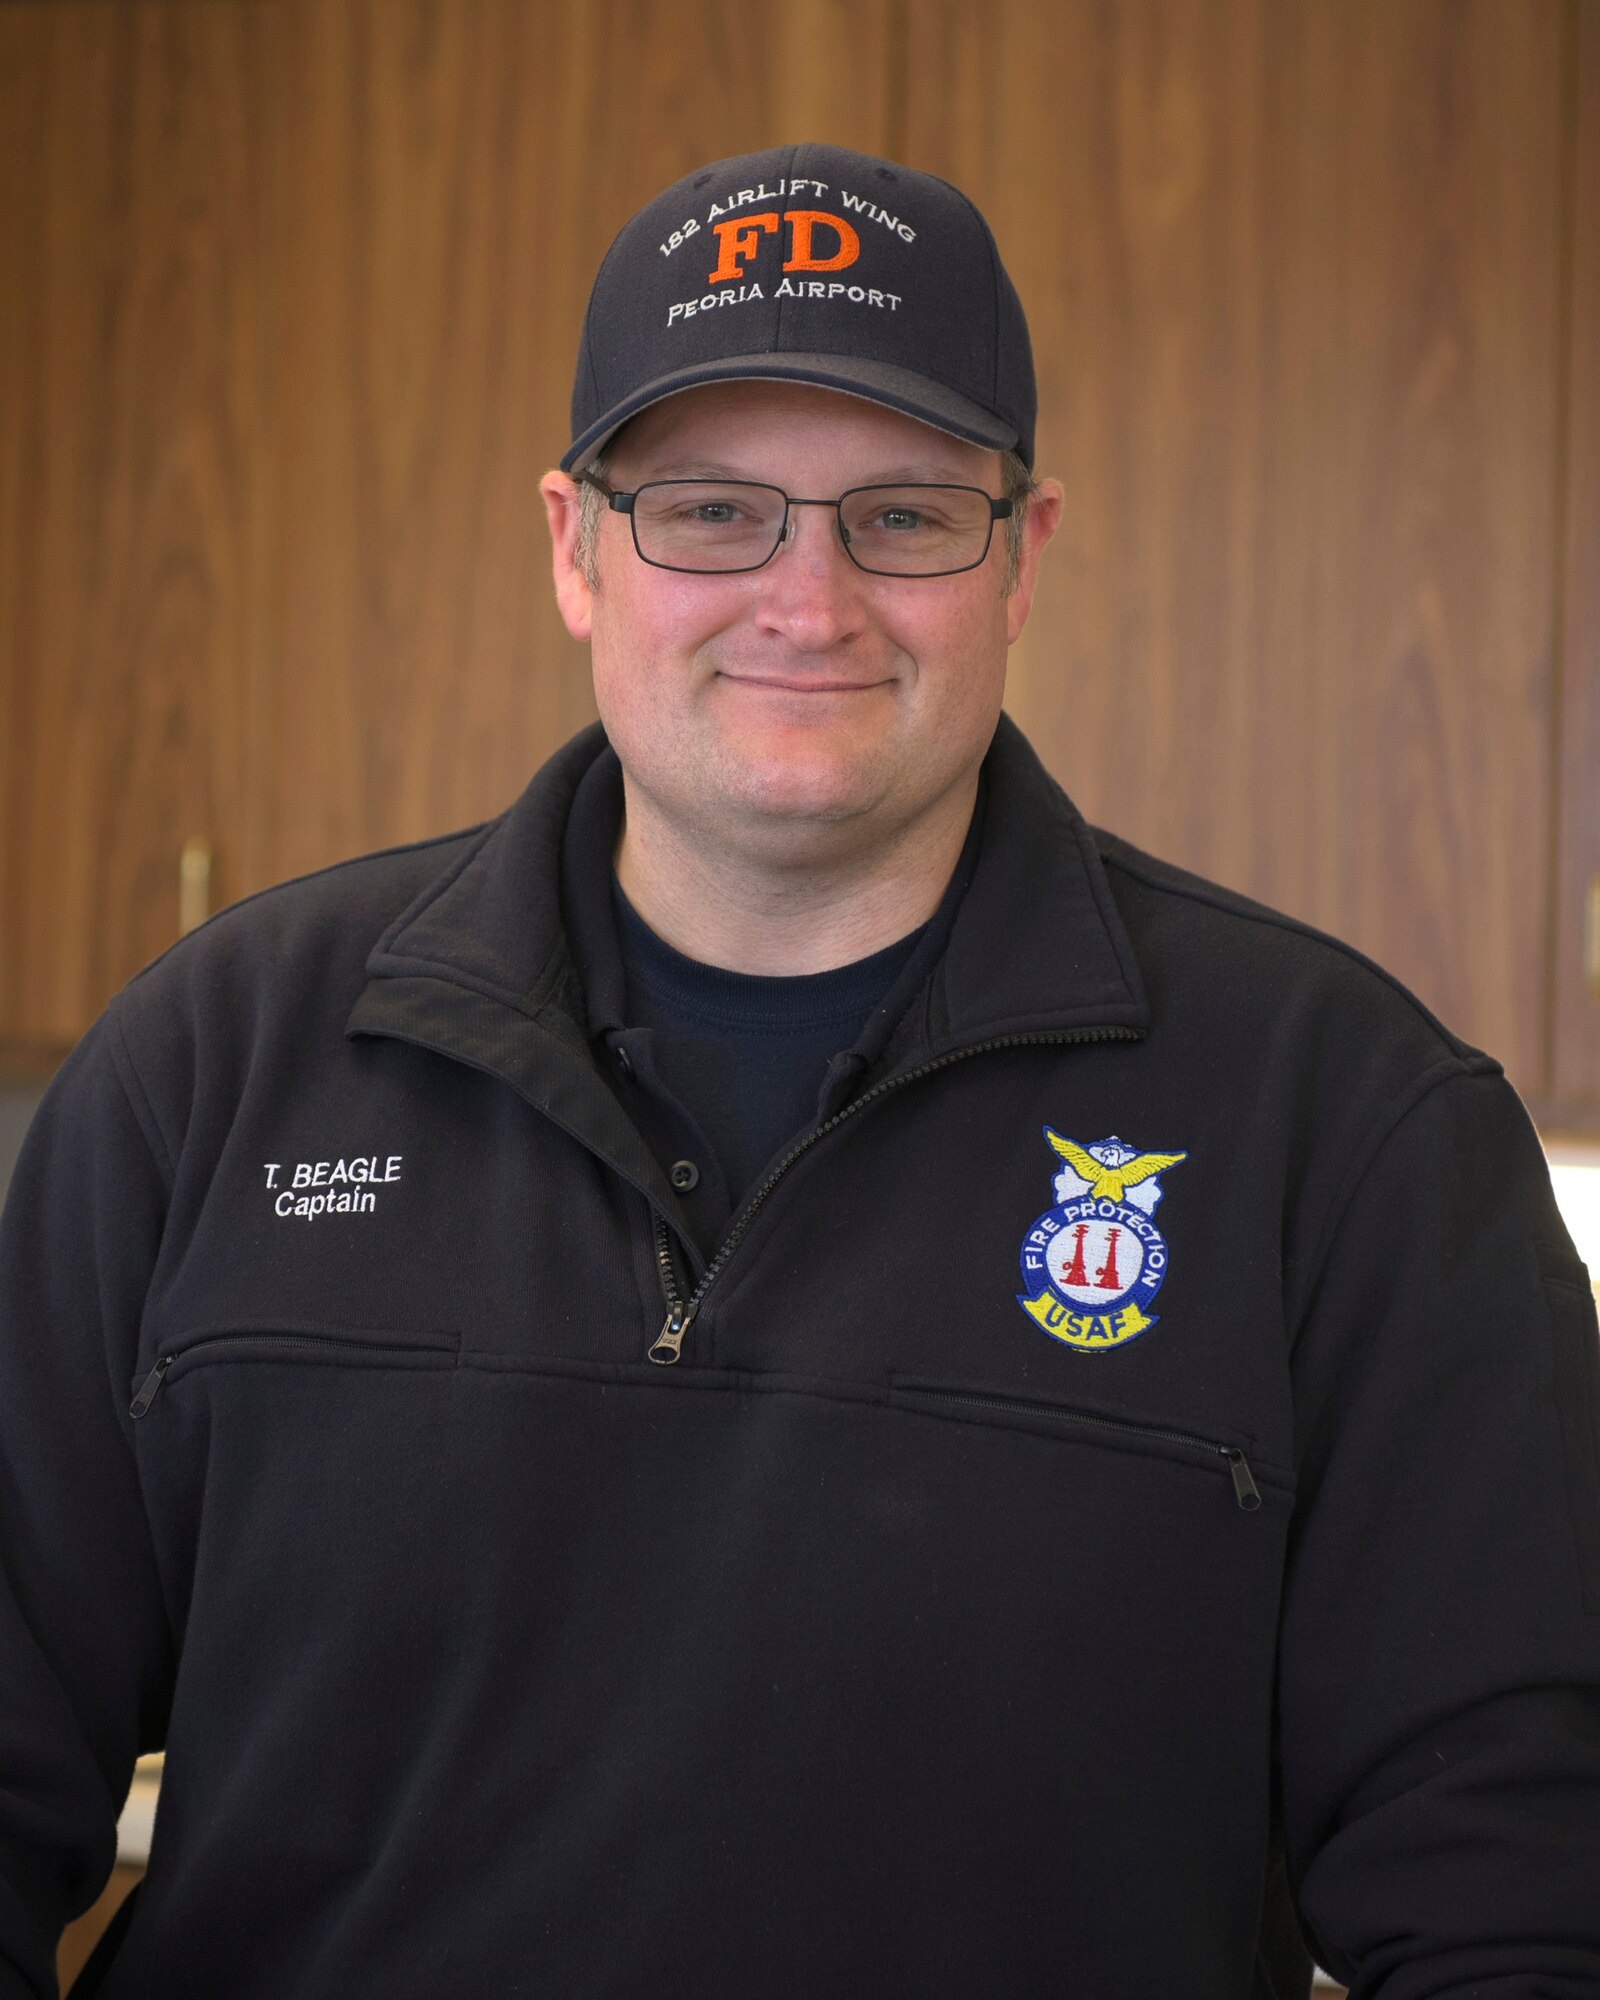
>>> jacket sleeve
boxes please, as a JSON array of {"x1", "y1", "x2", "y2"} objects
[
  {"x1": 1281, "y1": 1064, "x2": 1600, "y2": 1997},
  {"x1": 0, "y1": 1009, "x2": 176, "y2": 1998}
]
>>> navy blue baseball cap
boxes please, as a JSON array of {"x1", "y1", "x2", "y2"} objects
[{"x1": 562, "y1": 142, "x2": 1036, "y2": 471}]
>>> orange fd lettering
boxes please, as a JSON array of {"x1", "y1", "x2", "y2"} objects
[
  {"x1": 708, "y1": 209, "x2": 862, "y2": 284},
  {"x1": 782, "y1": 210, "x2": 859, "y2": 272},
  {"x1": 708, "y1": 212, "x2": 780, "y2": 283}
]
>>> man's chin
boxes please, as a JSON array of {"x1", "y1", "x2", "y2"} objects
[{"x1": 710, "y1": 733, "x2": 890, "y2": 829}]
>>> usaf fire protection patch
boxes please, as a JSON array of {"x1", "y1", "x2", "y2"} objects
[{"x1": 1015, "y1": 1132, "x2": 1187, "y2": 1352}]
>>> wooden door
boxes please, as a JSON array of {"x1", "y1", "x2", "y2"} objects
[
  {"x1": 903, "y1": 0, "x2": 1577, "y2": 1113},
  {"x1": 1552, "y1": 0, "x2": 1600, "y2": 1126},
  {"x1": 0, "y1": 2, "x2": 273, "y2": 1062}
]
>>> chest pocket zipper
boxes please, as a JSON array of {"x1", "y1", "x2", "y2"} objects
[
  {"x1": 893, "y1": 1383, "x2": 1264, "y2": 1510},
  {"x1": 130, "y1": 1332, "x2": 457, "y2": 1419}
]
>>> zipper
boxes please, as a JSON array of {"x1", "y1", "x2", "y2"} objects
[
  {"x1": 899, "y1": 1384, "x2": 1263, "y2": 1511},
  {"x1": 129, "y1": 1332, "x2": 453, "y2": 1420},
  {"x1": 129, "y1": 1355, "x2": 172, "y2": 1418},
  {"x1": 646, "y1": 1025, "x2": 1138, "y2": 1366}
]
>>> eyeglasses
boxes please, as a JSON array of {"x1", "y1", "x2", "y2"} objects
[{"x1": 578, "y1": 473, "x2": 1013, "y2": 578}]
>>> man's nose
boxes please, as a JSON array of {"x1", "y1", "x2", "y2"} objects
[{"x1": 751, "y1": 501, "x2": 868, "y2": 643}]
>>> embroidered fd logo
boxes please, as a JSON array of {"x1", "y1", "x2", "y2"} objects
[{"x1": 1015, "y1": 1132, "x2": 1187, "y2": 1352}]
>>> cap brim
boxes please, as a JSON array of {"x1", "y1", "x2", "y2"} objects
[{"x1": 559, "y1": 351, "x2": 1017, "y2": 471}]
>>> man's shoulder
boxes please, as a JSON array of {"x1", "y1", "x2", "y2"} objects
[
  {"x1": 1088, "y1": 824, "x2": 1494, "y2": 1076},
  {"x1": 103, "y1": 724, "x2": 608, "y2": 1107},
  {"x1": 983, "y1": 715, "x2": 1491, "y2": 1082},
  {"x1": 112, "y1": 817, "x2": 500, "y2": 1057}
]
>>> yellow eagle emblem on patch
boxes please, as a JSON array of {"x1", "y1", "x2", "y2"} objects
[{"x1": 1044, "y1": 1133, "x2": 1188, "y2": 1207}]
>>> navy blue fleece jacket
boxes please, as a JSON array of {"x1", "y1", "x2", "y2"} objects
[{"x1": 2, "y1": 717, "x2": 1598, "y2": 1997}]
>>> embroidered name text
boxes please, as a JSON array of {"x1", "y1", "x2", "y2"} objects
[{"x1": 263, "y1": 1155, "x2": 403, "y2": 1220}]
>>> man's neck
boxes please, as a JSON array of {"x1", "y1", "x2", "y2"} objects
[{"x1": 612, "y1": 778, "x2": 978, "y2": 975}]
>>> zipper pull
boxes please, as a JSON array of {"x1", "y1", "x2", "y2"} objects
[
  {"x1": 648, "y1": 1303, "x2": 697, "y2": 1366},
  {"x1": 1223, "y1": 1447, "x2": 1261, "y2": 1511},
  {"x1": 129, "y1": 1355, "x2": 173, "y2": 1420}
]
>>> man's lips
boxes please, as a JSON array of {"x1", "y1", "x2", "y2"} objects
[{"x1": 716, "y1": 671, "x2": 892, "y2": 694}]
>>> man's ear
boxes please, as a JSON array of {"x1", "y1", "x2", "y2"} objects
[
  {"x1": 1006, "y1": 476, "x2": 1065, "y2": 644},
  {"x1": 540, "y1": 470, "x2": 593, "y2": 642}
]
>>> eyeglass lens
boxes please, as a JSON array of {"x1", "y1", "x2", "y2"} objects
[{"x1": 628, "y1": 481, "x2": 997, "y2": 575}]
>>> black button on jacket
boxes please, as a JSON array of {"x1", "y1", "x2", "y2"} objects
[{"x1": 2, "y1": 716, "x2": 1598, "y2": 1998}]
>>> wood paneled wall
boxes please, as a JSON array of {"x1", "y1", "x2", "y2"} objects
[
  {"x1": 0, "y1": 3, "x2": 268, "y2": 1047},
  {"x1": 1555, "y1": 0, "x2": 1600, "y2": 1109},
  {"x1": 1, "y1": 0, "x2": 1596, "y2": 1121}
]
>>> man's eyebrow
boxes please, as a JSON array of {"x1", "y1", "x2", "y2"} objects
[
  {"x1": 629, "y1": 461, "x2": 762, "y2": 481},
  {"x1": 626, "y1": 461, "x2": 990, "y2": 485}
]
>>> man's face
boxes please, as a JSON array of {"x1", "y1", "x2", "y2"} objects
[{"x1": 541, "y1": 380, "x2": 1060, "y2": 867}]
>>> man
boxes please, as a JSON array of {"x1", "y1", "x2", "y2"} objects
[{"x1": 2, "y1": 143, "x2": 1597, "y2": 1999}]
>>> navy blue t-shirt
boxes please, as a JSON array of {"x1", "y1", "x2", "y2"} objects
[{"x1": 613, "y1": 879, "x2": 924, "y2": 1228}]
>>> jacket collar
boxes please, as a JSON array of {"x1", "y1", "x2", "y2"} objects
[
  {"x1": 345, "y1": 716, "x2": 1148, "y2": 1216},
  {"x1": 555, "y1": 740, "x2": 991, "y2": 1095},
  {"x1": 916, "y1": 711, "x2": 1148, "y2": 1045},
  {"x1": 351, "y1": 712, "x2": 1147, "y2": 1052}
]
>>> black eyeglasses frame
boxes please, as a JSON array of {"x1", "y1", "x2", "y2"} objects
[{"x1": 576, "y1": 472, "x2": 1014, "y2": 579}]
